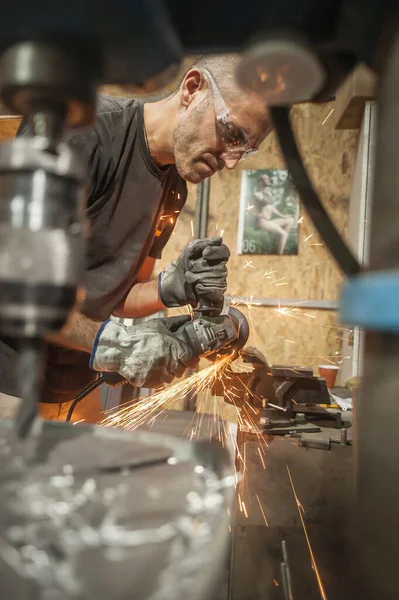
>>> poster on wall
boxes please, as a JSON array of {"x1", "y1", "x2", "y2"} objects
[{"x1": 237, "y1": 169, "x2": 300, "y2": 256}]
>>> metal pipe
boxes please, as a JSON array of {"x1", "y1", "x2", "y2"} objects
[
  {"x1": 194, "y1": 179, "x2": 210, "y2": 239},
  {"x1": 355, "y1": 24, "x2": 399, "y2": 599},
  {"x1": 227, "y1": 296, "x2": 338, "y2": 310}
]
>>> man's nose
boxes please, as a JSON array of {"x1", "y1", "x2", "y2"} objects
[{"x1": 222, "y1": 155, "x2": 241, "y2": 170}]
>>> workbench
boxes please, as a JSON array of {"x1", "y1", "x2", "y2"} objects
[{"x1": 228, "y1": 416, "x2": 354, "y2": 600}]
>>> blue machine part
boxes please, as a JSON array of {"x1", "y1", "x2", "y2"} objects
[{"x1": 341, "y1": 272, "x2": 399, "y2": 331}]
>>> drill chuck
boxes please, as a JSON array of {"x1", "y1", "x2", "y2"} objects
[{"x1": 0, "y1": 137, "x2": 86, "y2": 338}]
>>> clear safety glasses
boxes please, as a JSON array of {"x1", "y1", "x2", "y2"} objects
[{"x1": 202, "y1": 68, "x2": 258, "y2": 161}]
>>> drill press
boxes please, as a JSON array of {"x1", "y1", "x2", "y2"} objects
[{"x1": 0, "y1": 42, "x2": 96, "y2": 437}]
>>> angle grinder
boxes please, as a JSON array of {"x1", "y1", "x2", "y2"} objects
[{"x1": 175, "y1": 298, "x2": 249, "y2": 361}]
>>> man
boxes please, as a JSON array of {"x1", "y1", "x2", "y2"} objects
[{"x1": 0, "y1": 54, "x2": 271, "y2": 417}]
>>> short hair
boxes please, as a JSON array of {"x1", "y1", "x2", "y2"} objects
[{"x1": 190, "y1": 54, "x2": 243, "y2": 100}]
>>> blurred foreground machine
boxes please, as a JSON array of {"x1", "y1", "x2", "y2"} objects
[
  {"x1": 0, "y1": 414, "x2": 234, "y2": 600},
  {"x1": 0, "y1": 1, "x2": 398, "y2": 599}
]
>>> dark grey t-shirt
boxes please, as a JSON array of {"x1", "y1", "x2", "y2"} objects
[{"x1": 0, "y1": 95, "x2": 187, "y2": 401}]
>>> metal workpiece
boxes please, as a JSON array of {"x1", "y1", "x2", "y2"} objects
[
  {"x1": 355, "y1": 22, "x2": 399, "y2": 600},
  {"x1": 0, "y1": 414, "x2": 234, "y2": 600}
]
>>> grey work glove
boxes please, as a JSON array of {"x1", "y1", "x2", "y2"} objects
[
  {"x1": 90, "y1": 316, "x2": 198, "y2": 388},
  {"x1": 159, "y1": 236, "x2": 230, "y2": 308}
]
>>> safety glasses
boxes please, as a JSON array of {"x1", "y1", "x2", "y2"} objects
[{"x1": 202, "y1": 68, "x2": 258, "y2": 161}]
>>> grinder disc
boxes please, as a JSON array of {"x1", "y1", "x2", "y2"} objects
[{"x1": 205, "y1": 306, "x2": 249, "y2": 362}]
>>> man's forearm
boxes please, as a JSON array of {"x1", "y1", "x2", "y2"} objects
[
  {"x1": 46, "y1": 312, "x2": 102, "y2": 352},
  {"x1": 113, "y1": 279, "x2": 165, "y2": 319}
]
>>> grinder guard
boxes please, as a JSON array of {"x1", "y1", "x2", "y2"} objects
[{"x1": 175, "y1": 306, "x2": 249, "y2": 362}]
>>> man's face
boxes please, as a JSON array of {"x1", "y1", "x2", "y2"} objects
[{"x1": 173, "y1": 77, "x2": 270, "y2": 184}]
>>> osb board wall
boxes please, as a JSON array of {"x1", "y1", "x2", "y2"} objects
[{"x1": 157, "y1": 102, "x2": 358, "y2": 379}]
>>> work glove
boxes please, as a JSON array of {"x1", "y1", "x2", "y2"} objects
[
  {"x1": 159, "y1": 236, "x2": 230, "y2": 308},
  {"x1": 90, "y1": 316, "x2": 198, "y2": 388}
]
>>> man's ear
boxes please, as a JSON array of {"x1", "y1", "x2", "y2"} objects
[{"x1": 180, "y1": 69, "x2": 206, "y2": 108}]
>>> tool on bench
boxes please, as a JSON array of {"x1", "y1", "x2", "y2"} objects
[{"x1": 257, "y1": 366, "x2": 331, "y2": 434}]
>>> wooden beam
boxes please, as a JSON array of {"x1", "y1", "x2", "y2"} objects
[{"x1": 334, "y1": 64, "x2": 376, "y2": 130}]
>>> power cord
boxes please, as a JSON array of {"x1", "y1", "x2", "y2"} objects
[
  {"x1": 269, "y1": 106, "x2": 361, "y2": 277},
  {"x1": 65, "y1": 375, "x2": 104, "y2": 422}
]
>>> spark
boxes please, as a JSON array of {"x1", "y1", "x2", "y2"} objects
[
  {"x1": 303, "y1": 313, "x2": 317, "y2": 319},
  {"x1": 273, "y1": 579, "x2": 279, "y2": 587},
  {"x1": 298, "y1": 216, "x2": 304, "y2": 224},
  {"x1": 170, "y1": 218, "x2": 174, "y2": 224},
  {"x1": 72, "y1": 418, "x2": 85, "y2": 425},
  {"x1": 216, "y1": 222, "x2": 219, "y2": 230},
  {"x1": 242, "y1": 501, "x2": 249, "y2": 518},
  {"x1": 284, "y1": 339, "x2": 295, "y2": 344},
  {"x1": 228, "y1": 525, "x2": 231, "y2": 532},
  {"x1": 101, "y1": 355, "x2": 232, "y2": 433},
  {"x1": 238, "y1": 493, "x2": 243, "y2": 512},
  {"x1": 245, "y1": 205, "x2": 254, "y2": 211},
  {"x1": 257, "y1": 447, "x2": 266, "y2": 469},
  {"x1": 276, "y1": 306, "x2": 298, "y2": 317},
  {"x1": 304, "y1": 234, "x2": 313, "y2": 242},
  {"x1": 177, "y1": 193, "x2": 181, "y2": 200},
  {"x1": 276, "y1": 282, "x2": 288, "y2": 286},
  {"x1": 245, "y1": 400, "x2": 258, "y2": 415},
  {"x1": 264, "y1": 269, "x2": 277, "y2": 277},
  {"x1": 243, "y1": 260, "x2": 255, "y2": 269},
  {"x1": 220, "y1": 229, "x2": 225, "y2": 237},
  {"x1": 174, "y1": 210, "x2": 180, "y2": 214},
  {"x1": 322, "y1": 107, "x2": 334, "y2": 125},
  {"x1": 310, "y1": 243, "x2": 323, "y2": 246},
  {"x1": 256, "y1": 494, "x2": 269, "y2": 526},
  {"x1": 286, "y1": 465, "x2": 328, "y2": 600},
  {"x1": 190, "y1": 220, "x2": 194, "y2": 237}
]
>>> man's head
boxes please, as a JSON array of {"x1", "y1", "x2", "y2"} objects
[{"x1": 172, "y1": 55, "x2": 272, "y2": 184}]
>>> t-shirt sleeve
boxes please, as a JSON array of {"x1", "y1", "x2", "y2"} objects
[{"x1": 148, "y1": 181, "x2": 187, "y2": 259}]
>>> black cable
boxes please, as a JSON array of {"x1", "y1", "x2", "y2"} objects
[
  {"x1": 65, "y1": 375, "x2": 104, "y2": 423},
  {"x1": 269, "y1": 106, "x2": 361, "y2": 277}
]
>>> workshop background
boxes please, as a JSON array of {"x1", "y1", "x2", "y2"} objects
[{"x1": 0, "y1": 62, "x2": 359, "y2": 388}]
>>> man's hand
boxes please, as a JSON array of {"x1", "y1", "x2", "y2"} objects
[
  {"x1": 90, "y1": 316, "x2": 198, "y2": 388},
  {"x1": 159, "y1": 237, "x2": 230, "y2": 308}
]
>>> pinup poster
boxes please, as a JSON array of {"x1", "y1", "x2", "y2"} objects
[{"x1": 237, "y1": 169, "x2": 300, "y2": 256}]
